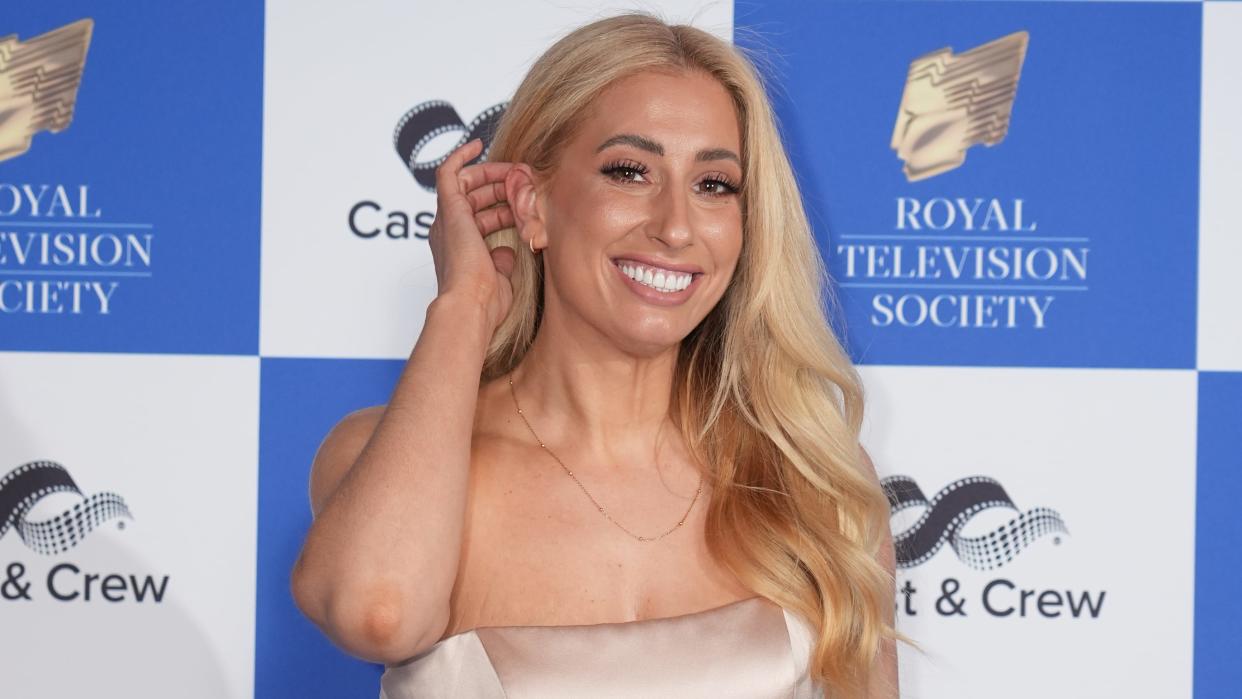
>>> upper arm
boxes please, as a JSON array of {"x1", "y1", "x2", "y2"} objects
[{"x1": 308, "y1": 406, "x2": 386, "y2": 518}]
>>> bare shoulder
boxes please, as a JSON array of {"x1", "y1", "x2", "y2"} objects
[{"x1": 308, "y1": 405, "x2": 387, "y2": 517}]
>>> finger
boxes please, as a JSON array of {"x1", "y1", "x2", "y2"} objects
[
  {"x1": 475, "y1": 204, "x2": 515, "y2": 235},
  {"x1": 435, "y1": 138, "x2": 485, "y2": 197},
  {"x1": 458, "y1": 160, "x2": 516, "y2": 193},
  {"x1": 466, "y1": 181, "x2": 507, "y2": 211}
]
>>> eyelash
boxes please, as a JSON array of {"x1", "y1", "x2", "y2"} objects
[{"x1": 599, "y1": 159, "x2": 740, "y2": 197}]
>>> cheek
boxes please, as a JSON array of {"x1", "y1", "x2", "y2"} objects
[
  {"x1": 596, "y1": 197, "x2": 648, "y2": 233},
  {"x1": 703, "y1": 210, "x2": 744, "y2": 255},
  {"x1": 552, "y1": 183, "x2": 642, "y2": 237}
]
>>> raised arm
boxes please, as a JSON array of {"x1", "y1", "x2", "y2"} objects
[{"x1": 289, "y1": 138, "x2": 518, "y2": 665}]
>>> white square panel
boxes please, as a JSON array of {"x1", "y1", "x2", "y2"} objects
[
  {"x1": 0, "y1": 352, "x2": 259, "y2": 699},
  {"x1": 260, "y1": 1, "x2": 733, "y2": 358},
  {"x1": 1199, "y1": 1, "x2": 1242, "y2": 371},
  {"x1": 858, "y1": 365, "x2": 1197, "y2": 699}
]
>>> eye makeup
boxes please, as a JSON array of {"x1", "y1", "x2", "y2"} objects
[{"x1": 598, "y1": 159, "x2": 741, "y2": 197}]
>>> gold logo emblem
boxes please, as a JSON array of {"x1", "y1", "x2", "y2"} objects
[
  {"x1": 891, "y1": 31, "x2": 1029, "y2": 182},
  {"x1": 0, "y1": 19, "x2": 94, "y2": 164}
]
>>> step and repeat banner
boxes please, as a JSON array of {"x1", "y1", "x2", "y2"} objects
[{"x1": 1, "y1": 1, "x2": 1238, "y2": 697}]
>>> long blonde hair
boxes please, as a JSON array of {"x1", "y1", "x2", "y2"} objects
[{"x1": 480, "y1": 12, "x2": 898, "y2": 698}]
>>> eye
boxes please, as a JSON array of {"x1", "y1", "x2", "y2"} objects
[
  {"x1": 600, "y1": 159, "x2": 648, "y2": 184},
  {"x1": 696, "y1": 175, "x2": 741, "y2": 198}
]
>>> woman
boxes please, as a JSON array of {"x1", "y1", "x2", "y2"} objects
[{"x1": 292, "y1": 12, "x2": 900, "y2": 699}]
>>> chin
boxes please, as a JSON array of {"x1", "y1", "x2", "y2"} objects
[{"x1": 612, "y1": 324, "x2": 690, "y2": 357}]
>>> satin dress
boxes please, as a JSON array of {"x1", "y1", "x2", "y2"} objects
[{"x1": 378, "y1": 595, "x2": 826, "y2": 698}]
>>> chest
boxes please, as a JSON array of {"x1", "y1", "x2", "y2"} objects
[{"x1": 443, "y1": 438, "x2": 747, "y2": 634}]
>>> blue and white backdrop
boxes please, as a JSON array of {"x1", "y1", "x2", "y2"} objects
[{"x1": 1, "y1": 1, "x2": 1238, "y2": 697}]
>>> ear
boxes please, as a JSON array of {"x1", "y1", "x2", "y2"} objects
[{"x1": 504, "y1": 163, "x2": 546, "y2": 250}]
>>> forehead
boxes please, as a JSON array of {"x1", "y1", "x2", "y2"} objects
[{"x1": 575, "y1": 69, "x2": 741, "y2": 151}]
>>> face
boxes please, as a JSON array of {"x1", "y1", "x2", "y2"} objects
[{"x1": 530, "y1": 69, "x2": 745, "y2": 356}]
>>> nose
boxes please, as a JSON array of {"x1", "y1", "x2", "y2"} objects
[{"x1": 651, "y1": 183, "x2": 693, "y2": 249}]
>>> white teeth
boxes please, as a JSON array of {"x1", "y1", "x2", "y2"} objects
[{"x1": 618, "y1": 261, "x2": 694, "y2": 293}]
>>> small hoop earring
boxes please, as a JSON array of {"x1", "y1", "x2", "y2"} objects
[{"x1": 529, "y1": 238, "x2": 538, "y2": 254}]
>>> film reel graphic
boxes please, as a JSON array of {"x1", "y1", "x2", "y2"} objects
[
  {"x1": 393, "y1": 100, "x2": 508, "y2": 191},
  {"x1": 0, "y1": 460, "x2": 132, "y2": 555},
  {"x1": 882, "y1": 474, "x2": 1068, "y2": 571}
]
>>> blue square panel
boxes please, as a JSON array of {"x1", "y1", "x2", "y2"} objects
[
  {"x1": 257, "y1": 358, "x2": 404, "y2": 697},
  {"x1": 0, "y1": 1, "x2": 261, "y2": 354},
  {"x1": 1194, "y1": 371, "x2": 1242, "y2": 698},
  {"x1": 735, "y1": 0, "x2": 1200, "y2": 368}
]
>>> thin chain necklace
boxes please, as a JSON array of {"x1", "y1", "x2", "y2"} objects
[{"x1": 507, "y1": 373, "x2": 703, "y2": 542}]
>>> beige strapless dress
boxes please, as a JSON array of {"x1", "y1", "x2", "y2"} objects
[{"x1": 378, "y1": 595, "x2": 825, "y2": 698}]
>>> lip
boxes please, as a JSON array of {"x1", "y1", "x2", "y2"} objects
[
  {"x1": 609, "y1": 254, "x2": 703, "y2": 274},
  {"x1": 612, "y1": 260, "x2": 701, "y2": 306}
]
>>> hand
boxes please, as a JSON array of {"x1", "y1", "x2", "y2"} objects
[{"x1": 428, "y1": 138, "x2": 518, "y2": 333}]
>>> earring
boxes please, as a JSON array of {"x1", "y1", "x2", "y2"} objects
[{"x1": 529, "y1": 238, "x2": 539, "y2": 254}]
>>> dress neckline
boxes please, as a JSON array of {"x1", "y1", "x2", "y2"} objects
[
  {"x1": 435, "y1": 594, "x2": 769, "y2": 645},
  {"x1": 383, "y1": 593, "x2": 824, "y2": 698}
]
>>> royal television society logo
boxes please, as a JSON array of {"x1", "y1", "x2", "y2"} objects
[
  {"x1": 832, "y1": 30, "x2": 1093, "y2": 334},
  {"x1": 891, "y1": 30, "x2": 1029, "y2": 182},
  {"x1": 0, "y1": 460, "x2": 132, "y2": 555},
  {"x1": 883, "y1": 474, "x2": 1067, "y2": 570},
  {"x1": 0, "y1": 19, "x2": 93, "y2": 163},
  {"x1": 348, "y1": 99, "x2": 507, "y2": 241},
  {"x1": 0, "y1": 19, "x2": 156, "y2": 318}
]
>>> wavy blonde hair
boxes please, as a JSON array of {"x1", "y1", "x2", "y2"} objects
[{"x1": 479, "y1": 12, "x2": 899, "y2": 698}]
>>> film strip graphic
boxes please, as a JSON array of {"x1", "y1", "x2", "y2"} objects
[
  {"x1": 881, "y1": 475, "x2": 1067, "y2": 571},
  {"x1": 393, "y1": 100, "x2": 507, "y2": 191},
  {"x1": 0, "y1": 460, "x2": 132, "y2": 555}
]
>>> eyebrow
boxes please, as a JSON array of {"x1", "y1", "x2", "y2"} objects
[{"x1": 595, "y1": 133, "x2": 740, "y2": 165}]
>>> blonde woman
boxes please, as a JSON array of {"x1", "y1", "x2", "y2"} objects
[{"x1": 292, "y1": 12, "x2": 900, "y2": 699}]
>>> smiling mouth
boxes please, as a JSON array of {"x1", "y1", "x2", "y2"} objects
[{"x1": 612, "y1": 259, "x2": 701, "y2": 293}]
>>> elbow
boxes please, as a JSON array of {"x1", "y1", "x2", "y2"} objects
[
  {"x1": 341, "y1": 590, "x2": 452, "y2": 665},
  {"x1": 290, "y1": 559, "x2": 449, "y2": 664},
  {"x1": 353, "y1": 595, "x2": 452, "y2": 665}
]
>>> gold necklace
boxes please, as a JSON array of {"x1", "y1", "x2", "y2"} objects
[{"x1": 507, "y1": 373, "x2": 703, "y2": 542}]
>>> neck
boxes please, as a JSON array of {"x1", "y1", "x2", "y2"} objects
[{"x1": 509, "y1": 304, "x2": 680, "y2": 465}]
